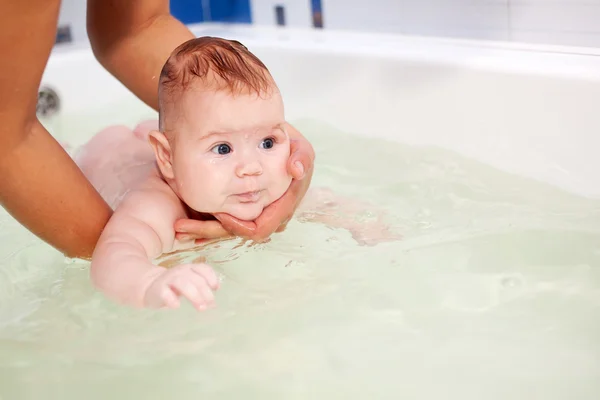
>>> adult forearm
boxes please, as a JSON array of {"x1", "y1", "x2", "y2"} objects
[
  {"x1": 88, "y1": 13, "x2": 194, "y2": 111},
  {"x1": 0, "y1": 120, "x2": 113, "y2": 259}
]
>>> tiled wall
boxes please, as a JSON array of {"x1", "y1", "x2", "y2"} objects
[
  {"x1": 55, "y1": 0, "x2": 253, "y2": 44},
  {"x1": 320, "y1": 0, "x2": 509, "y2": 41},
  {"x1": 57, "y1": 0, "x2": 600, "y2": 49},
  {"x1": 251, "y1": 0, "x2": 313, "y2": 27},
  {"x1": 57, "y1": 0, "x2": 88, "y2": 44},
  {"x1": 251, "y1": 0, "x2": 600, "y2": 48},
  {"x1": 508, "y1": 1, "x2": 600, "y2": 48}
]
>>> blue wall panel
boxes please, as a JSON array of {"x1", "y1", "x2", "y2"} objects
[
  {"x1": 210, "y1": 0, "x2": 252, "y2": 23},
  {"x1": 170, "y1": 0, "x2": 252, "y2": 25},
  {"x1": 170, "y1": 0, "x2": 204, "y2": 24}
]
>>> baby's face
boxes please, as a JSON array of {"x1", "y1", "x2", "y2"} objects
[{"x1": 164, "y1": 86, "x2": 291, "y2": 220}]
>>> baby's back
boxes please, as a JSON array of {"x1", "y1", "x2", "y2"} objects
[{"x1": 73, "y1": 121, "x2": 160, "y2": 210}]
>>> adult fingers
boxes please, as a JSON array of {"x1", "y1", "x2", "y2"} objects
[
  {"x1": 174, "y1": 219, "x2": 232, "y2": 241},
  {"x1": 213, "y1": 213, "x2": 257, "y2": 238},
  {"x1": 287, "y1": 139, "x2": 315, "y2": 180}
]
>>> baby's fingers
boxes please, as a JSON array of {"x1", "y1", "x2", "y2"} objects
[
  {"x1": 149, "y1": 286, "x2": 179, "y2": 309},
  {"x1": 170, "y1": 279, "x2": 205, "y2": 310},
  {"x1": 187, "y1": 273, "x2": 215, "y2": 310},
  {"x1": 191, "y1": 264, "x2": 220, "y2": 290}
]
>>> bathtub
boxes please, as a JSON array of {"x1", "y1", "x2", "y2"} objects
[
  {"x1": 2, "y1": 23, "x2": 599, "y2": 399},
  {"x1": 42, "y1": 23, "x2": 600, "y2": 198}
]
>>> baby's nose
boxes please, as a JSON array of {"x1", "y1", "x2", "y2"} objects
[{"x1": 236, "y1": 160, "x2": 263, "y2": 177}]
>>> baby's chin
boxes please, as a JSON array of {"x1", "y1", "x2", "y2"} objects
[
  {"x1": 216, "y1": 179, "x2": 292, "y2": 221},
  {"x1": 226, "y1": 202, "x2": 265, "y2": 221},
  {"x1": 226, "y1": 181, "x2": 291, "y2": 221}
]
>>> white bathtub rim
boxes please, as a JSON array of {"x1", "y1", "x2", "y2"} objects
[
  {"x1": 189, "y1": 23, "x2": 600, "y2": 57},
  {"x1": 42, "y1": 24, "x2": 600, "y2": 201},
  {"x1": 50, "y1": 23, "x2": 600, "y2": 82},
  {"x1": 185, "y1": 24, "x2": 600, "y2": 81}
]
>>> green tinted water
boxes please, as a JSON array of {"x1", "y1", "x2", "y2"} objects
[{"x1": 0, "y1": 103, "x2": 599, "y2": 399}]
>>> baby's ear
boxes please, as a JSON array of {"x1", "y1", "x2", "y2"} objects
[{"x1": 148, "y1": 130, "x2": 175, "y2": 180}]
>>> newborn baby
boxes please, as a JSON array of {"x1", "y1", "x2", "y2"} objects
[
  {"x1": 75, "y1": 37, "x2": 401, "y2": 312},
  {"x1": 75, "y1": 37, "x2": 292, "y2": 310}
]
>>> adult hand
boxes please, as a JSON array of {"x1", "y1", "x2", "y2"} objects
[
  {"x1": 173, "y1": 215, "x2": 234, "y2": 243},
  {"x1": 173, "y1": 123, "x2": 315, "y2": 243}
]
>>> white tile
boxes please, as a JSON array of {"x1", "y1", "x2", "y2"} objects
[
  {"x1": 321, "y1": 0, "x2": 510, "y2": 40},
  {"x1": 250, "y1": 0, "x2": 312, "y2": 27},
  {"x1": 509, "y1": 3, "x2": 600, "y2": 33},
  {"x1": 401, "y1": 0, "x2": 509, "y2": 32},
  {"x1": 511, "y1": 29, "x2": 600, "y2": 47},
  {"x1": 510, "y1": 0, "x2": 600, "y2": 4},
  {"x1": 58, "y1": 0, "x2": 88, "y2": 44},
  {"x1": 321, "y1": 0, "x2": 403, "y2": 31}
]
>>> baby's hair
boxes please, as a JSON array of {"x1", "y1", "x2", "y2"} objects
[{"x1": 158, "y1": 37, "x2": 274, "y2": 131}]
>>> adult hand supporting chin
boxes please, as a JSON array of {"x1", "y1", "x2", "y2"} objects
[
  {"x1": 214, "y1": 134, "x2": 315, "y2": 241},
  {"x1": 174, "y1": 123, "x2": 315, "y2": 243}
]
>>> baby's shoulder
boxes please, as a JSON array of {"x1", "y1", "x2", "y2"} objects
[
  {"x1": 113, "y1": 176, "x2": 188, "y2": 252},
  {"x1": 121, "y1": 174, "x2": 183, "y2": 215}
]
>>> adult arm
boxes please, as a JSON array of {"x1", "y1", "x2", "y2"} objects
[
  {"x1": 87, "y1": 0, "x2": 195, "y2": 111},
  {"x1": 0, "y1": 0, "x2": 113, "y2": 259}
]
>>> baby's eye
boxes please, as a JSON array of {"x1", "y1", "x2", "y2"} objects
[
  {"x1": 260, "y1": 137, "x2": 275, "y2": 150},
  {"x1": 211, "y1": 143, "x2": 232, "y2": 155}
]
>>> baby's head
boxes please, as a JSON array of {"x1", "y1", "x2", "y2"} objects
[{"x1": 149, "y1": 37, "x2": 292, "y2": 221}]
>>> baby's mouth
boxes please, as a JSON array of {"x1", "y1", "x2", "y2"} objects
[{"x1": 233, "y1": 190, "x2": 263, "y2": 203}]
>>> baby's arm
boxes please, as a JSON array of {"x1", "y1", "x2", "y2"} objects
[
  {"x1": 90, "y1": 183, "x2": 219, "y2": 310},
  {"x1": 297, "y1": 187, "x2": 401, "y2": 246}
]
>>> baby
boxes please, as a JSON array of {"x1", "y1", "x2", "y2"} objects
[
  {"x1": 75, "y1": 37, "x2": 293, "y2": 311},
  {"x1": 75, "y1": 37, "x2": 400, "y2": 312}
]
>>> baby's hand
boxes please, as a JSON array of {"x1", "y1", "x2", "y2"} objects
[{"x1": 143, "y1": 264, "x2": 220, "y2": 310}]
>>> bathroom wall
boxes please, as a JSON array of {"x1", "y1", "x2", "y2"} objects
[
  {"x1": 56, "y1": 0, "x2": 88, "y2": 44},
  {"x1": 55, "y1": 0, "x2": 253, "y2": 44},
  {"x1": 249, "y1": 0, "x2": 600, "y2": 48},
  {"x1": 57, "y1": 0, "x2": 600, "y2": 49},
  {"x1": 316, "y1": 0, "x2": 600, "y2": 48}
]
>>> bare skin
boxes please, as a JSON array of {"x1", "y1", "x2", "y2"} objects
[
  {"x1": 0, "y1": 0, "x2": 314, "y2": 259},
  {"x1": 77, "y1": 80, "x2": 294, "y2": 309},
  {"x1": 0, "y1": 0, "x2": 112, "y2": 258},
  {"x1": 75, "y1": 124, "x2": 223, "y2": 309},
  {"x1": 75, "y1": 121, "x2": 397, "y2": 310}
]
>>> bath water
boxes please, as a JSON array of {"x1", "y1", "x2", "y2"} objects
[{"x1": 1, "y1": 103, "x2": 599, "y2": 399}]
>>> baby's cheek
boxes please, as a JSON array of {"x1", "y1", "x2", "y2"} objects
[
  {"x1": 278, "y1": 153, "x2": 293, "y2": 192},
  {"x1": 271, "y1": 173, "x2": 292, "y2": 203},
  {"x1": 273, "y1": 149, "x2": 292, "y2": 176},
  {"x1": 175, "y1": 163, "x2": 220, "y2": 212}
]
